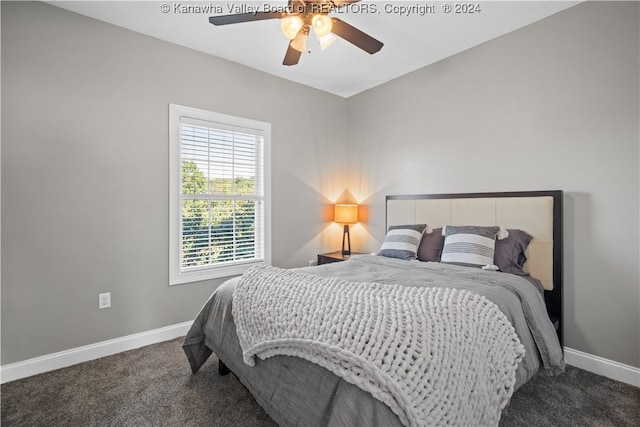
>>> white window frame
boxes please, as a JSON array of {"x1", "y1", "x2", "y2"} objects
[{"x1": 169, "y1": 104, "x2": 271, "y2": 285}]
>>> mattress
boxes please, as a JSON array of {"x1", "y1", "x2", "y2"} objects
[{"x1": 183, "y1": 255, "x2": 564, "y2": 426}]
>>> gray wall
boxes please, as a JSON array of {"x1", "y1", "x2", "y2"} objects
[
  {"x1": 1, "y1": 1, "x2": 347, "y2": 364},
  {"x1": 346, "y1": 1, "x2": 639, "y2": 368},
  {"x1": 2, "y1": 1, "x2": 639, "y2": 370}
]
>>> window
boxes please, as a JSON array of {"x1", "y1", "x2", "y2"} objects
[{"x1": 169, "y1": 104, "x2": 271, "y2": 285}]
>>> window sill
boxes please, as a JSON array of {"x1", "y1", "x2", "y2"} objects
[{"x1": 169, "y1": 260, "x2": 263, "y2": 285}]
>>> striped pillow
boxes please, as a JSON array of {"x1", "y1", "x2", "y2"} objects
[
  {"x1": 440, "y1": 225, "x2": 500, "y2": 267},
  {"x1": 379, "y1": 224, "x2": 427, "y2": 261}
]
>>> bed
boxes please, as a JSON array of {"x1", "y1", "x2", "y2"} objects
[{"x1": 183, "y1": 190, "x2": 565, "y2": 427}]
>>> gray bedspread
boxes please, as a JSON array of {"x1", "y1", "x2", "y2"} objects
[{"x1": 183, "y1": 255, "x2": 565, "y2": 427}]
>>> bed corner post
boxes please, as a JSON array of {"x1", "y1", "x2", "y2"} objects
[{"x1": 545, "y1": 190, "x2": 564, "y2": 349}]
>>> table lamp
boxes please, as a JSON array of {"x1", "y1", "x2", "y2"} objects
[{"x1": 334, "y1": 204, "x2": 358, "y2": 256}]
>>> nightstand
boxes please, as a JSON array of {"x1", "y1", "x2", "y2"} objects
[{"x1": 317, "y1": 251, "x2": 362, "y2": 265}]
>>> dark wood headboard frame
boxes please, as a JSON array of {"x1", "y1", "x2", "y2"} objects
[{"x1": 385, "y1": 190, "x2": 563, "y2": 347}]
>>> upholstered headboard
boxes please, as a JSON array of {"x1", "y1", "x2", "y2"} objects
[{"x1": 385, "y1": 191, "x2": 563, "y2": 343}]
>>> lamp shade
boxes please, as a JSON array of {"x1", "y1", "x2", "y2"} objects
[
  {"x1": 319, "y1": 33, "x2": 336, "y2": 50},
  {"x1": 290, "y1": 26, "x2": 309, "y2": 52},
  {"x1": 334, "y1": 204, "x2": 358, "y2": 224},
  {"x1": 311, "y1": 14, "x2": 332, "y2": 38},
  {"x1": 281, "y1": 15, "x2": 303, "y2": 40}
]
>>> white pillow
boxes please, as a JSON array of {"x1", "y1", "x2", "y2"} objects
[
  {"x1": 379, "y1": 224, "x2": 427, "y2": 261},
  {"x1": 440, "y1": 225, "x2": 500, "y2": 267}
]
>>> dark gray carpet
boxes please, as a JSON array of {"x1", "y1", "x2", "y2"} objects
[{"x1": 2, "y1": 338, "x2": 638, "y2": 426}]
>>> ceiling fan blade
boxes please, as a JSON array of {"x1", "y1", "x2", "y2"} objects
[
  {"x1": 330, "y1": 18, "x2": 383, "y2": 54},
  {"x1": 283, "y1": 43, "x2": 302, "y2": 66},
  {"x1": 209, "y1": 11, "x2": 282, "y2": 26}
]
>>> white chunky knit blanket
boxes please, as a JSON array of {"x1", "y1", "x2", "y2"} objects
[{"x1": 233, "y1": 265, "x2": 525, "y2": 427}]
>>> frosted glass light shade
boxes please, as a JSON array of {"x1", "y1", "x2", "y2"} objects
[
  {"x1": 290, "y1": 28, "x2": 308, "y2": 52},
  {"x1": 334, "y1": 204, "x2": 358, "y2": 224},
  {"x1": 319, "y1": 33, "x2": 336, "y2": 50},
  {"x1": 311, "y1": 14, "x2": 332, "y2": 38},
  {"x1": 281, "y1": 16, "x2": 303, "y2": 39}
]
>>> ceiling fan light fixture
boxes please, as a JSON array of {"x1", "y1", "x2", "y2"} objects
[
  {"x1": 311, "y1": 14, "x2": 332, "y2": 38},
  {"x1": 208, "y1": 0, "x2": 384, "y2": 67},
  {"x1": 281, "y1": 15, "x2": 303, "y2": 39}
]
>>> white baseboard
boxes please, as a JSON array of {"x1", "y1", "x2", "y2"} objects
[
  {"x1": 0, "y1": 321, "x2": 193, "y2": 384},
  {"x1": 2, "y1": 327, "x2": 638, "y2": 388},
  {"x1": 564, "y1": 347, "x2": 640, "y2": 387}
]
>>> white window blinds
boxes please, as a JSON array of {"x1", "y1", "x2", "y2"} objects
[{"x1": 170, "y1": 105, "x2": 270, "y2": 285}]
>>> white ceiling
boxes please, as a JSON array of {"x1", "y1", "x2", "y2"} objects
[{"x1": 48, "y1": 1, "x2": 580, "y2": 97}]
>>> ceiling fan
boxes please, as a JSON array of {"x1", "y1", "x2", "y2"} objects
[{"x1": 209, "y1": 0, "x2": 384, "y2": 66}]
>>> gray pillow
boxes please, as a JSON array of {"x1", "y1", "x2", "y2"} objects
[
  {"x1": 440, "y1": 225, "x2": 500, "y2": 267},
  {"x1": 417, "y1": 228, "x2": 445, "y2": 262},
  {"x1": 494, "y1": 229, "x2": 533, "y2": 274},
  {"x1": 379, "y1": 224, "x2": 427, "y2": 261}
]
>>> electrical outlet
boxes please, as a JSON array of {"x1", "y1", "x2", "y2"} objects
[{"x1": 99, "y1": 292, "x2": 111, "y2": 309}]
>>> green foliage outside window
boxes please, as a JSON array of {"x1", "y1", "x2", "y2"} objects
[{"x1": 181, "y1": 160, "x2": 257, "y2": 269}]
